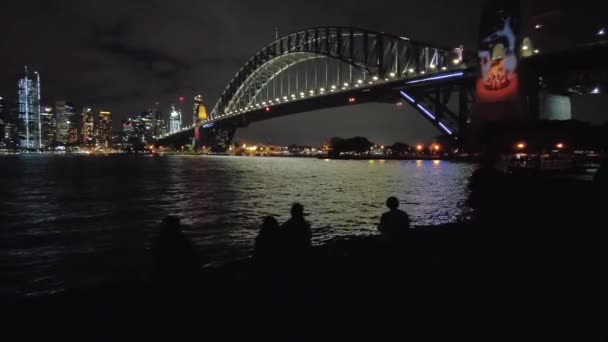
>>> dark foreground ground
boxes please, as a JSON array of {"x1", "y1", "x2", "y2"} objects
[{"x1": 4, "y1": 176, "x2": 608, "y2": 341}]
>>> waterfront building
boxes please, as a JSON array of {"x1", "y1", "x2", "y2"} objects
[
  {"x1": 17, "y1": 66, "x2": 42, "y2": 149},
  {"x1": 81, "y1": 107, "x2": 95, "y2": 146},
  {"x1": 169, "y1": 105, "x2": 181, "y2": 133},
  {"x1": 0, "y1": 96, "x2": 6, "y2": 147},
  {"x1": 40, "y1": 105, "x2": 55, "y2": 147},
  {"x1": 156, "y1": 118, "x2": 168, "y2": 137},
  {"x1": 54, "y1": 101, "x2": 76, "y2": 145},
  {"x1": 193, "y1": 94, "x2": 207, "y2": 124},
  {"x1": 97, "y1": 111, "x2": 111, "y2": 147}
]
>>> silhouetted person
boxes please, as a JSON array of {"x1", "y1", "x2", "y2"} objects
[
  {"x1": 467, "y1": 153, "x2": 507, "y2": 222},
  {"x1": 153, "y1": 216, "x2": 197, "y2": 287},
  {"x1": 280, "y1": 203, "x2": 312, "y2": 261},
  {"x1": 594, "y1": 153, "x2": 608, "y2": 189},
  {"x1": 378, "y1": 197, "x2": 411, "y2": 241},
  {"x1": 255, "y1": 216, "x2": 281, "y2": 261}
]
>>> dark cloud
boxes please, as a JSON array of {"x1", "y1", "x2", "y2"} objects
[{"x1": 0, "y1": 0, "x2": 484, "y2": 143}]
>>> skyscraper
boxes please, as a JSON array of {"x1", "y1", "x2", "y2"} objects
[
  {"x1": 97, "y1": 111, "x2": 111, "y2": 147},
  {"x1": 194, "y1": 94, "x2": 208, "y2": 123},
  {"x1": 169, "y1": 105, "x2": 181, "y2": 133},
  {"x1": 40, "y1": 105, "x2": 55, "y2": 148},
  {"x1": 81, "y1": 107, "x2": 94, "y2": 146},
  {"x1": 17, "y1": 66, "x2": 42, "y2": 149},
  {"x1": 55, "y1": 101, "x2": 76, "y2": 145},
  {"x1": 0, "y1": 96, "x2": 5, "y2": 147}
]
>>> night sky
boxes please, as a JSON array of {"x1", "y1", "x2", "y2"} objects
[{"x1": 0, "y1": 0, "x2": 485, "y2": 145}]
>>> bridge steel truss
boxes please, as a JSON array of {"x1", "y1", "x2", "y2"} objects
[
  {"x1": 210, "y1": 27, "x2": 461, "y2": 120},
  {"x1": 158, "y1": 27, "x2": 470, "y2": 151}
]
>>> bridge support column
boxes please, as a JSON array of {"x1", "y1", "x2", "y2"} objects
[{"x1": 196, "y1": 126, "x2": 237, "y2": 153}]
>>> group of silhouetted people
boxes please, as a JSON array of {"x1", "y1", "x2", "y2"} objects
[
  {"x1": 153, "y1": 198, "x2": 412, "y2": 281},
  {"x1": 255, "y1": 198, "x2": 411, "y2": 262},
  {"x1": 254, "y1": 203, "x2": 312, "y2": 265}
]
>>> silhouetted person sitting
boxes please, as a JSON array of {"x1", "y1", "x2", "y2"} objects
[
  {"x1": 594, "y1": 153, "x2": 608, "y2": 189},
  {"x1": 153, "y1": 216, "x2": 197, "y2": 287},
  {"x1": 255, "y1": 216, "x2": 281, "y2": 262},
  {"x1": 467, "y1": 153, "x2": 507, "y2": 222},
  {"x1": 378, "y1": 197, "x2": 411, "y2": 241},
  {"x1": 280, "y1": 203, "x2": 312, "y2": 261}
]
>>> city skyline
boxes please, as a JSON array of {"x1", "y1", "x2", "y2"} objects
[
  {"x1": 0, "y1": 0, "x2": 490, "y2": 145},
  {"x1": 2, "y1": 1, "x2": 607, "y2": 147}
]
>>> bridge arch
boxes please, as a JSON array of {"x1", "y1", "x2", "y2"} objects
[{"x1": 210, "y1": 27, "x2": 459, "y2": 120}]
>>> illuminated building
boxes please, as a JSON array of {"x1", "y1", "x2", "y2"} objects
[
  {"x1": 0, "y1": 96, "x2": 5, "y2": 147},
  {"x1": 54, "y1": 101, "x2": 76, "y2": 145},
  {"x1": 0, "y1": 98, "x2": 18, "y2": 149},
  {"x1": 40, "y1": 105, "x2": 55, "y2": 147},
  {"x1": 81, "y1": 107, "x2": 95, "y2": 146},
  {"x1": 194, "y1": 94, "x2": 207, "y2": 123},
  {"x1": 156, "y1": 118, "x2": 168, "y2": 137},
  {"x1": 97, "y1": 111, "x2": 111, "y2": 147},
  {"x1": 169, "y1": 104, "x2": 181, "y2": 133},
  {"x1": 17, "y1": 66, "x2": 42, "y2": 149}
]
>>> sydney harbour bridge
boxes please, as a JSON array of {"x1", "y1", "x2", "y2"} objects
[
  {"x1": 158, "y1": 9, "x2": 608, "y2": 152},
  {"x1": 160, "y1": 27, "x2": 473, "y2": 151}
]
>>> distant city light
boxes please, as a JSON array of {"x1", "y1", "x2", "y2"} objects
[
  {"x1": 516, "y1": 142, "x2": 526, "y2": 150},
  {"x1": 556, "y1": 143, "x2": 565, "y2": 150},
  {"x1": 598, "y1": 28, "x2": 606, "y2": 36},
  {"x1": 389, "y1": 72, "x2": 396, "y2": 77},
  {"x1": 372, "y1": 76, "x2": 379, "y2": 81},
  {"x1": 265, "y1": 107, "x2": 271, "y2": 112},
  {"x1": 416, "y1": 145, "x2": 423, "y2": 151},
  {"x1": 348, "y1": 97, "x2": 356, "y2": 103},
  {"x1": 535, "y1": 24, "x2": 543, "y2": 29},
  {"x1": 591, "y1": 87, "x2": 600, "y2": 94}
]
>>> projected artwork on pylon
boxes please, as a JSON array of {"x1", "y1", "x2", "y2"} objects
[{"x1": 477, "y1": 5, "x2": 520, "y2": 104}]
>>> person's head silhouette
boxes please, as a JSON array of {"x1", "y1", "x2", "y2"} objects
[
  {"x1": 386, "y1": 197, "x2": 400, "y2": 210},
  {"x1": 262, "y1": 216, "x2": 279, "y2": 229},
  {"x1": 291, "y1": 203, "x2": 305, "y2": 219},
  {"x1": 162, "y1": 215, "x2": 181, "y2": 233}
]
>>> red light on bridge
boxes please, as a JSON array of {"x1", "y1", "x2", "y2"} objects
[
  {"x1": 179, "y1": 96, "x2": 185, "y2": 102},
  {"x1": 348, "y1": 97, "x2": 356, "y2": 103},
  {"x1": 265, "y1": 107, "x2": 271, "y2": 112}
]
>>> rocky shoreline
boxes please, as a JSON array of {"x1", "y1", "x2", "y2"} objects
[{"x1": 4, "y1": 176, "x2": 607, "y2": 340}]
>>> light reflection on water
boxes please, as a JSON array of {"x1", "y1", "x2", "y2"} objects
[{"x1": 0, "y1": 155, "x2": 474, "y2": 297}]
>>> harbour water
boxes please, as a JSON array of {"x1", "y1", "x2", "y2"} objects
[{"x1": 0, "y1": 155, "x2": 474, "y2": 297}]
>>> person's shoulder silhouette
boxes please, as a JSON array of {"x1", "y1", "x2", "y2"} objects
[
  {"x1": 468, "y1": 153, "x2": 507, "y2": 218},
  {"x1": 378, "y1": 197, "x2": 411, "y2": 240},
  {"x1": 154, "y1": 216, "x2": 196, "y2": 282},
  {"x1": 281, "y1": 203, "x2": 312, "y2": 249},
  {"x1": 255, "y1": 216, "x2": 280, "y2": 260}
]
